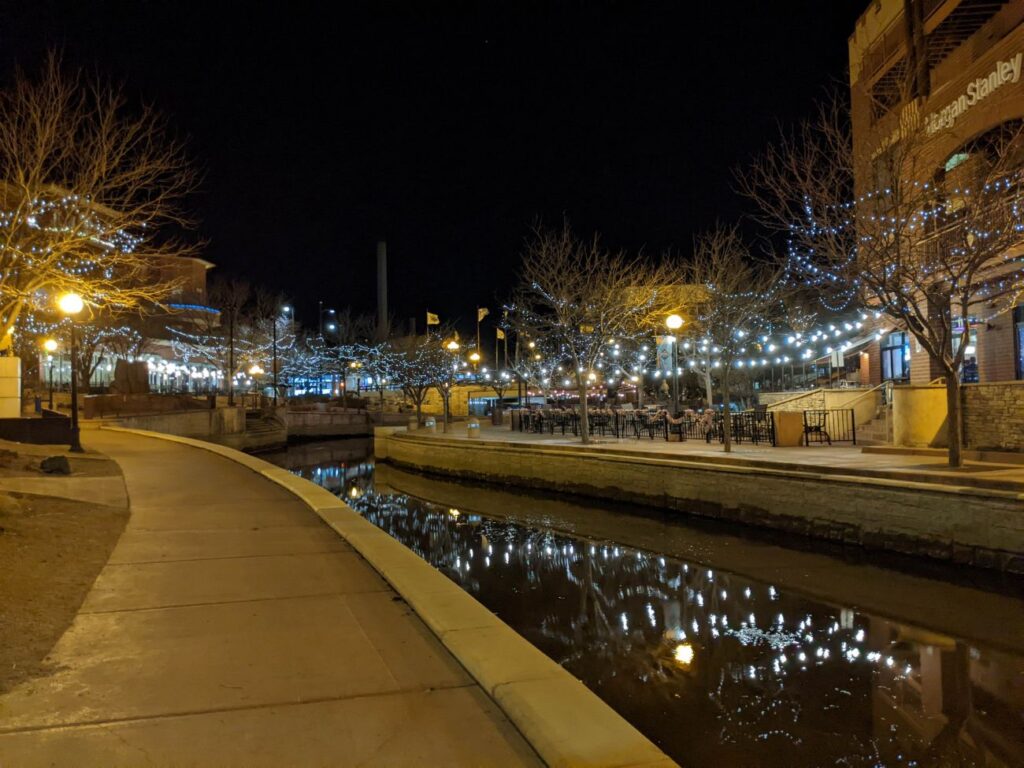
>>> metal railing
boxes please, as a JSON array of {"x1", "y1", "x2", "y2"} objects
[
  {"x1": 511, "y1": 407, "x2": 779, "y2": 446},
  {"x1": 802, "y1": 409, "x2": 857, "y2": 446}
]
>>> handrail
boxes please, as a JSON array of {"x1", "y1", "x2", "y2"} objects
[
  {"x1": 762, "y1": 388, "x2": 822, "y2": 411},
  {"x1": 843, "y1": 380, "x2": 888, "y2": 408},
  {"x1": 929, "y1": 376, "x2": 946, "y2": 385}
]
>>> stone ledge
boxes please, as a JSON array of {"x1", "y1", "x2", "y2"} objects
[
  {"x1": 100, "y1": 426, "x2": 675, "y2": 768},
  {"x1": 390, "y1": 432, "x2": 1024, "y2": 501},
  {"x1": 383, "y1": 432, "x2": 1024, "y2": 574}
]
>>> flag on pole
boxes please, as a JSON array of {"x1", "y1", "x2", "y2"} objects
[
  {"x1": 477, "y1": 307, "x2": 490, "y2": 322},
  {"x1": 496, "y1": 328, "x2": 505, "y2": 340},
  {"x1": 426, "y1": 311, "x2": 440, "y2": 326}
]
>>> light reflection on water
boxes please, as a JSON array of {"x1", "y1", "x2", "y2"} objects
[{"x1": 272, "y1": 443, "x2": 1024, "y2": 768}]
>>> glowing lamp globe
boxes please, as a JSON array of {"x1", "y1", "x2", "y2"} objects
[
  {"x1": 57, "y1": 293, "x2": 85, "y2": 315},
  {"x1": 469, "y1": 352, "x2": 481, "y2": 363},
  {"x1": 673, "y1": 642, "x2": 694, "y2": 667},
  {"x1": 446, "y1": 340, "x2": 460, "y2": 352},
  {"x1": 666, "y1": 314, "x2": 684, "y2": 331},
  {"x1": 248, "y1": 364, "x2": 264, "y2": 376},
  {"x1": 43, "y1": 338, "x2": 58, "y2": 353}
]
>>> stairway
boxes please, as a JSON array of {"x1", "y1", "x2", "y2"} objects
[
  {"x1": 243, "y1": 410, "x2": 288, "y2": 450},
  {"x1": 857, "y1": 405, "x2": 892, "y2": 446}
]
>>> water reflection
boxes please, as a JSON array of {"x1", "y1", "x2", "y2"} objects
[{"x1": 270, "y1": 443, "x2": 1024, "y2": 767}]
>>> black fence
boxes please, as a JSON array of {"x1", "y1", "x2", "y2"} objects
[
  {"x1": 511, "y1": 408, "x2": 777, "y2": 446},
  {"x1": 802, "y1": 409, "x2": 856, "y2": 445},
  {"x1": 701, "y1": 412, "x2": 777, "y2": 446}
]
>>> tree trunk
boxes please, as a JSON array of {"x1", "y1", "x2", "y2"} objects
[
  {"x1": 227, "y1": 312, "x2": 235, "y2": 407},
  {"x1": 721, "y1": 374, "x2": 732, "y2": 453},
  {"x1": 577, "y1": 379, "x2": 591, "y2": 445},
  {"x1": 415, "y1": 400, "x2": 422, "y2": 426},
  {"x1": 704, "y1": 367, "x2": 714, "y2": 411},
  {"x1": 442, "y1": 395, "x2": 450, "y2": 433},
  {"x1": 945, "y1": 373, "x2": 964, "y2": 468}
]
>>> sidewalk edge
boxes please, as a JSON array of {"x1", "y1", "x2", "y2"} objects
[{"x1": 100, "y1": 426, "x2": 676, "y2": 768}]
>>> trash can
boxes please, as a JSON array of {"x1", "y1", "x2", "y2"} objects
[
  {"x1": 33, "y1": 396, "x2": 42, "y2": 414},
  {"x1": 407, "y1": 417, "x2": 419, "y2": 431},
  {"x1": 423, "y1": 417, "x2": 436, "y2": 433},
  {"x1": 467, "y1": 418, "x2": 480, "y2": 439}
]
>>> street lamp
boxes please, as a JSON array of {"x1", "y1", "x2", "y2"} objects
[
  {"x1": 57, "y1": 293, "x2": 85, "y2": 452},
  {"x1": 42, "y1": 338, "x2": 58, "y2": 409},
  {"x1": 248, "y1": 363, "x2": 264, "y2": 401},
  {"x1": 469, "y1": 351, "x2": 480, "y2": 371},
  {"x1": 666, "y1": 314, "x2": 684, "y2": 415}
]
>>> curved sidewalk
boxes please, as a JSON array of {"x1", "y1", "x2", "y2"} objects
[{"x1": 0, "y1": 430, "x2": 541, "y2": 767}]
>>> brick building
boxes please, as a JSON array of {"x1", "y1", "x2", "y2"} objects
[{"x1": 848, "y1": 0, "x2": 1024, "y2": 385}]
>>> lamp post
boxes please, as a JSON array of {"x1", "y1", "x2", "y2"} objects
[
  {"x1": 666, "y1": 314, "x2": 684, "y2": 415},
  {"x1": 42, "y1": 338, "x2": 58, "y2": 409},
  {"x1": 57, "y1": 293, "x2": 85, "y2": 452},
  {"x1": 469, "y1": 351, "x2": 480, "y2": 372},
  {"x1": 248, "y1": 363, "x2": 264, "y2": 405},
  {"x1": 444, "y1": 340, "x2": 459, "y2": 431}
]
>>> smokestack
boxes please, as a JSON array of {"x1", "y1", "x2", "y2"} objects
[{"x1": 376, "y1": 241, "x2": 389, "y2": 340}]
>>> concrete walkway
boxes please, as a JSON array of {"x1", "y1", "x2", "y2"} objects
[{"x1": 0, "y1": 431, "x2": 541, "y2": 767}]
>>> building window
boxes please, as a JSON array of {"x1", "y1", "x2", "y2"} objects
[
  {"x1": 954, "y1": 328, "x2": 979, "y2": 383},
  {"x1": 1015, "y1": 306, "x2": 1024, "y2": 380},
  {"x1": 944, "y1": 152, "x2": 969, "y2": 173},
  {"x1": 881, "y1": 331, "x2": 910, "y2": 382}
]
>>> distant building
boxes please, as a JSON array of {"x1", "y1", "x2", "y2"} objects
[{"x1": 848, "y1": 0, "x2": 1024, "y2": 385}]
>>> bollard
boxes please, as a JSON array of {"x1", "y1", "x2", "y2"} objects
[
  {"x1": 408, "y1": 417, "x2": 419, "y2": 431},
  {"x1": 423, "y1": 417, "x2": 436, "y2": 433},
  {"x1": 467, "y1": 418, "x2": 480, "y2": 439}
]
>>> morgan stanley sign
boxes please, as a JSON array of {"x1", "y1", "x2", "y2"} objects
[{"x1": 926, "y1": 52, "x2": 1022, "y2": 134}]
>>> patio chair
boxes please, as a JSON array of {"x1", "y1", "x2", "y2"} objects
[
  {"x1": 803, "y1": 411, "x2": 831, "y2": 445},
  {"x1": 664, "y1": 412, "x2": 687, "y2": 442},
  {"x1": 636, "y1": 411, "x2": 665, "y2": 440}
]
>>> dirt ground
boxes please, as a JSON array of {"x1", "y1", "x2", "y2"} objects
[{"x1": 0, "y1": 484, "x2": 128, "y2": 693}]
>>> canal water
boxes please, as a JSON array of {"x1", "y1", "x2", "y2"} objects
[{"x1": 268, "y1": 440, "x2": 1024, "y2": 768}]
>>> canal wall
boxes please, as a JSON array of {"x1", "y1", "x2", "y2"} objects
[
  {"x1": 379, "y1": 432, "x2": 1024, "y2": 574},
  {"x1": 375, "y1": 463, "x2": 1024, "y2": 655},
  {"x1": 286, "y1": 407, "x2": 371, "y2": 438}
]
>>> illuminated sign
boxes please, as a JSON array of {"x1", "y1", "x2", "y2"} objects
[{"x1": 925, "y1": 53, "x2": 1022, "y2": 134}]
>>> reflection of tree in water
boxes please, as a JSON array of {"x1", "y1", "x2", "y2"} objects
[{"x1": 323, "y1": 473, "x2": 1022, "y2": 768}]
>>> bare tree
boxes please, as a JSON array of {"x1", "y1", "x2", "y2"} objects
[
  {"x1": 741, "y1": 98, "x2": 1024, "y2": 466},
  {"x1": 685, "y1": 226, "x2": 783, "y2": 452},
  {"x1": 205, "y1": 280, "x2": 249, "y2": 405},
  {"x1": 355, "y1": 340, "x2": 401, "y2": 412},
  {"x1": 509, "y1": 336, "x2": 556, "y2": 405},
  {"x1": 391, "y1": 334, "x2": 438, "y2": 426},
  {"x1": 0, "y1": 53, "x2": 201, "y2": 342},
  {"x1": 509, "y1": 220, "x2": 678, "y2": 444}
]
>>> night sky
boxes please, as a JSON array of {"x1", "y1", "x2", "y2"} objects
[{"x1": 3, "y1": 1, "x2": 864, "y2": 335}]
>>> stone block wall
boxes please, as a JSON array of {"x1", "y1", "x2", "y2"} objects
[
  {"x1": 383, "y1": 433, "x2": 1024, "y2": 573},
  {"x1": 761, "y1": 389, "x2": 825, "y2": 411},
  {"x1": 963, "y1": 381, "x2": 1024, "y2": 452}
]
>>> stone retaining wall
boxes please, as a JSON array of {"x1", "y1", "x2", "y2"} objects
[
  {"x1": 761, "y1": 389, "x2": 825, "y2": 411},
  {"x1": 964, "y1": 381, "x2": 1024, "y2": 453},
  {"x1": 382, "y1": 433, "x2": 1024, "y2": 573}
]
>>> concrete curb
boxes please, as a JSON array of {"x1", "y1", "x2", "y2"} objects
[{"x1": 100, "y1": 426, "x2": 676, "y2": 768}]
